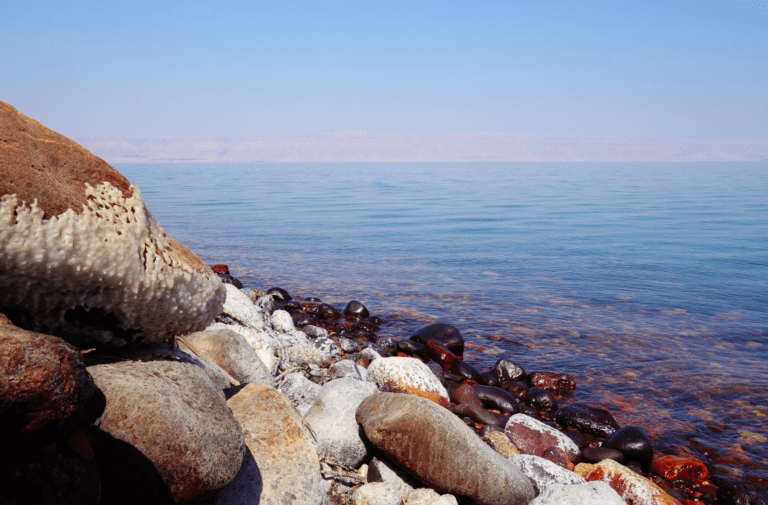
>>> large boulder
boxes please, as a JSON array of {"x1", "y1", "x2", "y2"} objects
[
  {"x1": 356, "y1": 392, "x2": 535, "y2": 505},
  {"x1": 0, "y1": 314, "x2": 95, "y2": 457},
  {"x1": 217, "y1": 383, "x2": 328, "y2": 505},
  {"x1": 88, "y1": 360, "x2": 245, "y2": 503},
  {"x1": 0, "y1": 100, "x2": 225, "y2": 348}
]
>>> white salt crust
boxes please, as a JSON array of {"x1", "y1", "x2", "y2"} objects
[
  {"x1": 367, "y1": 357, "x2": 449, "y2": 404},
  {"x1": 0, "y1": 183, "x2": 225, "y2": 346},
  {"x1": 506, "y1": 414, "x2": 580, "y2": 459}
]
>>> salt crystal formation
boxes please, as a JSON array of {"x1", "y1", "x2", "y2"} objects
[{"x1": 0, "y1": 100, "x2": 225, "y2": 347}]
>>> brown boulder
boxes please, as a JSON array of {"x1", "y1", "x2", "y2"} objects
[
  {"x1": 356, "y1": 392, "x2": 535, "y2": 505},
  {"x1": 0, "y1": 313, "x2": 94, "y2": 457},
  {"x1": 0, "y1": 100, "x2": 224, "y2": 348},
  {"x1": 88, "y1": 360, "x2": 245, "y2": 504},
  {"x1": 216, "y1": 383, "x2": 328, "y2": 505}
]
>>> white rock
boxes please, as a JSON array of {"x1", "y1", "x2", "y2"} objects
[
  {"x1": 509, "y1": 454, "x2": 585, "y2": 495},
  {"x1": 351, "y1": 482, "x2": 402, "y2": 505},
  {"x1": 313, "y1": 336, "x2": 341, "y2": 361},
  {"x1": 302, "y1": 325, "x2": 330, "y2": 339},
  {"x1": 303, "y1": 378, "x2": 379, "y2": 468},
  {"x1": 529, "y1": 481, "x2": 626, "y2": 505},
  {"x1": 285, "y1": 344, "x2": 331, "y2": 367},
  {"x1": 278, "y1": 372, "x2": 322, "y2": 416},
  {"x1": 271, "y1": 310, "x2": 295, "y2": 333},
  {"x1": 367, "y1": 457, "x2": 415, "y2": 498},
  {"x1": 367, "y1": 357, "x2": 449, "y2": 405},
  {"x1": 360, "y1": 347, "x2": 385, "y2": 362},
  {"x1": 406, "y1": 488, "x2": 459, "y2": 505},
  {"x1": 222, "y1": 283, "x2": 269, "y2": 331}
]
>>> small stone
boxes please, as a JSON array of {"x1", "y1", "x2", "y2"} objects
[
  {"x1": 411, "y1": 323, "x2": 464, "y2": 356},
  {"x1": 344, "y1": 301, "x2": 370, "y2": 320},
  {"x1": 278, "y1": 372, "x2": 321, "y2": 416},
  {"x1": 329, "y1": 360, "x2": 370, "y2": 381},
  {"x1": 303, "y1": 324, "x2": 330, "y2": 339},
  {"x1": 351, "y1": 482, "x2": 402, "y2": 505},
  {"x1": 271, "y1": 310, "x2": 295, "y2": 333},
  {"x1": 505, "y1": 414, "x2": 580, "y2": 462},
  {"x1": 317, "y1": 303, "x2": 342, "y2": 320},
  {"x1": 603, "y1": 426, "x2": 654, "y2": 471},
  {"x1": 524, "y1": 386, "x2": 558, "y2": 412},
  {"x1": 556, "y1": 403, "x2": 620, "y2": 438},
  {"x1": 406, "y1": 488, "x2": 459, "y2": 505},
  {"x1": 651, "y1": 456, "x2": 709, "y2": 487},
  {"x1": 582, "y1": 447, "x2": 626, "y2": 464},
  {"x1": 367, "y1": 357, "x2": 450, "y2": 406},
  {"x1": 509, "y1": 454, "x2": 585, "y2": 495},
  {"x1": 266, "y1": 287, "x2": 292, "y2": 301},
  {"x1": 528, "y1": 371, "x2": 576, "y2": 393},
  {"x1": 491, "y1": 359, "x2": 526, "y2": 382}
]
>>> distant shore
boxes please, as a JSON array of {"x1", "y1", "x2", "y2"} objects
[{"x1": 77, "y1": 132, "x2": 768, "y2": 164}]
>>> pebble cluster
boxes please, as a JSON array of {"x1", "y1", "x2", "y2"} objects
[{"x1": 210, "y1": 266, "x2": 765, "y2": 505}]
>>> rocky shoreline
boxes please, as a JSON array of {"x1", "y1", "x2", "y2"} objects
[{"x1": 1, "y1": 99, "x2": 766, "y2": 505}]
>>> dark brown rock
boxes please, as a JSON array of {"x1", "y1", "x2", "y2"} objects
[
  {"x1": 88, "y1": 360, "x2": 245, "y2": 504},
  {"x1": 411, "y1": 322, "x2": 464, "y2": 356},
  {"x1": 528, "y1": 371, "x2": 576, "y2": 393},
  {"x1": 356, "y1": 392, "x2": 535, "y2": 505},
  {"x1": 556, "y1": 402, "x2": 620, "y2": 438},
  {"x1": 0, "y1": 314, "x2": 94, "y2": 458}
]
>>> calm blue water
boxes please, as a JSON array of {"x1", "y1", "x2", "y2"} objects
[{"x1": 117, "y1": 161, "x2": 768, "y2": 472}]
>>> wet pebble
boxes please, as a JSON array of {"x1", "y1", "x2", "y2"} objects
[
  {"x1": 524, "y1": 387, "x2": 558, "y2": 412},
  {"x1": 603, "y1": 426, "x2": 653, "y2": 472},
  {"x1": 528, "y1": 371, "x2": 576, "y2": 393},
  {"x1": 290, "y1": 310, "x2": 317, "y2": 327},
  {"x1": 556, "y1": 402, "x2": 620, "y2": 438},
  {"x1": 491, "y1": 359, "x2": 526, "y2": 382},
  {"x1": 474, "y1": 385, "x2": 524, "y2": 415},
  {"x1": 267, "y1": 287, "x2": 292, "y2": 301},
  {"x1": 344, "y1": 301, "x2": 369, "y2": 320},
  {"x1": 581, "y1": 447, "x2": 626, "y2": 464},
  {"x1": 316, "y1": 303, "x2": 342, "y2": 320},
  {"x1": 410, "y1": 322, "x2": 465, "y2": 356}
]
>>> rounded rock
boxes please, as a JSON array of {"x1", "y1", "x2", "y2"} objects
[
  {"x1": 266, "y1": 287, "x2": 292, "y2": 301},
  {"x1": 524, "y1": 387, "x2": 558, "y2": 412},
  {"x1": 411, "y1": 323, "x2": 464, "y2": 356},
  {"x1": 344, "y1": 300, "x2": 370, "y2": 320},
  {"x1": 603, "y1": 426, "x2": 654, "y2": 471},
  {"x1": 491, "y1": 359, "x2": 526, "y2": 382}
]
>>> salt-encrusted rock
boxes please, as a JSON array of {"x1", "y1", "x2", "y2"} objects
[
  {"x1": 88, "y1": 360, "x2": 245, "y2": 504},
  {"x1": 179, "y1": 327, "x2": 274, "y2": 387},
  {"x1": 351, "y1": 482, "x2": 402, "y2": 505},
  {"x1": 313, "y1": 336, "x2": 341, "y2": 361},
  {"x1": 579, "y1": 459, "x2": 682, "y2": 505},
  {"x1": 361, "y1": 346, "x2": 386, "y2": 362},
  {"x1": 356, "y1": 392, "x2": 535, "y2": 505},
  {"x1": 339, "y1": 337, "x2": 358, "y2": 352},
  {"x1": 509, "y1": 454, "x2": 585, "y2": 495},
  {"x1": 278, "y1": 372, "x2": 322, "y2": 416},
  {"x1": 406, "y1": 488, "x2": 459, "y2": 505},
  {"x1": 0, "y1": 101, "x2": 225, "y2": 347},
  {"x1": 208, "y1": 322, "x2": 278, "y2": 374},
  {"x1": 303, "y1": 378, "x2": 379, "y2": 468},
  {"x1": 329, "y1": 359, "x2": 371, "y2": 381},
  {"x1": 0, "y1": 314, "x2": 95, "y2": 456},
  {"x1": 285, "y1": 343, "x2": 331, "y2": 367},
  {"x1": 221, "y1": 383, "x2": 327, "y2": 505},
  {"x1": 270, "y1": 310, "x2": 295, "y2": 333},
  {"x1": 367, "y1": 357, "x2": 450, "y2": 406},
  {"x1": 367, "y1": 457, "x2": 416, "y2": 498},
  {"x1": 505, "y1": 413, "x2": 580, "y2": 461},
  {"x1": 277, "y1": 329, "x2": 311, "y2": 348},
  {"x1": 222, "y1": 284, "x2": 270, "y2": 331},
  {"x1": 529, "y1": 481, "x2": 626, "y2": 505}
]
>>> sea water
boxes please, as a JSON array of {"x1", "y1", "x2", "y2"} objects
[{"x1": 117, "y1": 161, "x2": 768, "y2": 473}]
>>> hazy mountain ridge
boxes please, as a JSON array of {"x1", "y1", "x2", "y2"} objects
[{"x1": 76, "y1": 132, "x2": 768, "y2": 163}]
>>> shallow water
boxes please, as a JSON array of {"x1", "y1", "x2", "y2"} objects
[{"x1": 118, "y1": 161, "x2": 768, "y2": 477}]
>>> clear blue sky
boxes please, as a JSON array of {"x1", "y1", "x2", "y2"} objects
[{"x1": 1, "y1": 1, "x2": 765, "y2": 139}]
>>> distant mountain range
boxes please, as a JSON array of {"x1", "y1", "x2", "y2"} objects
[{"x1": 76, "y1": 132, "x2": 768, "y2": 163}]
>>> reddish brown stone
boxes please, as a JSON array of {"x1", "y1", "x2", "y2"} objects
[
  {"x1": 0, "y1": 100, "x2": 132, "y2": 220},
  {"x1": 0, "y1": 314, "x2": 94, "y2": 457},
  {"x1": 426, "y1": 340, "x2": 460, "y2": 373},
  {"x1": 505, "y1": 414, "x2": 579, "y2": 461},
  {"x1": 652, "y1": 456, "x2": 709, "y2": 487},
  {"x1": 528, "y1": 371, "x2": 576, "y2": 393},
  {"x1": 452, "y1": 383, "x2": 483, "y2": 407},
  {"x1": 583, "y1": 459, "x2": 682, "y2": 505},
  {"x1": 542, "y1": 446, "x2": 575, "y2": 471},
  {"x1": 210, "y1": 264, "x2": 230, "y2": 274}
]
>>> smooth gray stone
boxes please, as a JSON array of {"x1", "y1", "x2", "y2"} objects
[
  {"x1": 367, "y1": 457, "x2": 416, "y2": 498},
  {"x1": 285, "y1": 343, "x2": 331, "y2": 367},
  {"x1": 304, "y1": 377, "x2": 379, "y2": 468},
  {"x1": 313, "y1": 336, "x2": 341, "y2": 361},
  {"x1": 528, "y1": 481, "x2": 626, "y2": 505},
  {"x1": 181, "y1": 327, "x2": 274, "y2": 387},
  {"x1": 278, "y1": 372, "x2": 321, "y2": 416},
  {"x1": 508, "y1": 454, "x2": 585, "y2": 495},
  {"x1": 302, "y1": 325, "x2": 330, "y2": 339},
  {"x1": 356, "y1": 392, "x2": 535, "y2": 505},
  {"x1": 329, "y1": 360, "x2": 370, "y2": 381}
]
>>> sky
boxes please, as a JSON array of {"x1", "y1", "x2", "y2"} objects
[{"x1": 1, "y1": 1, "x2": 766, "y2": 140}]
